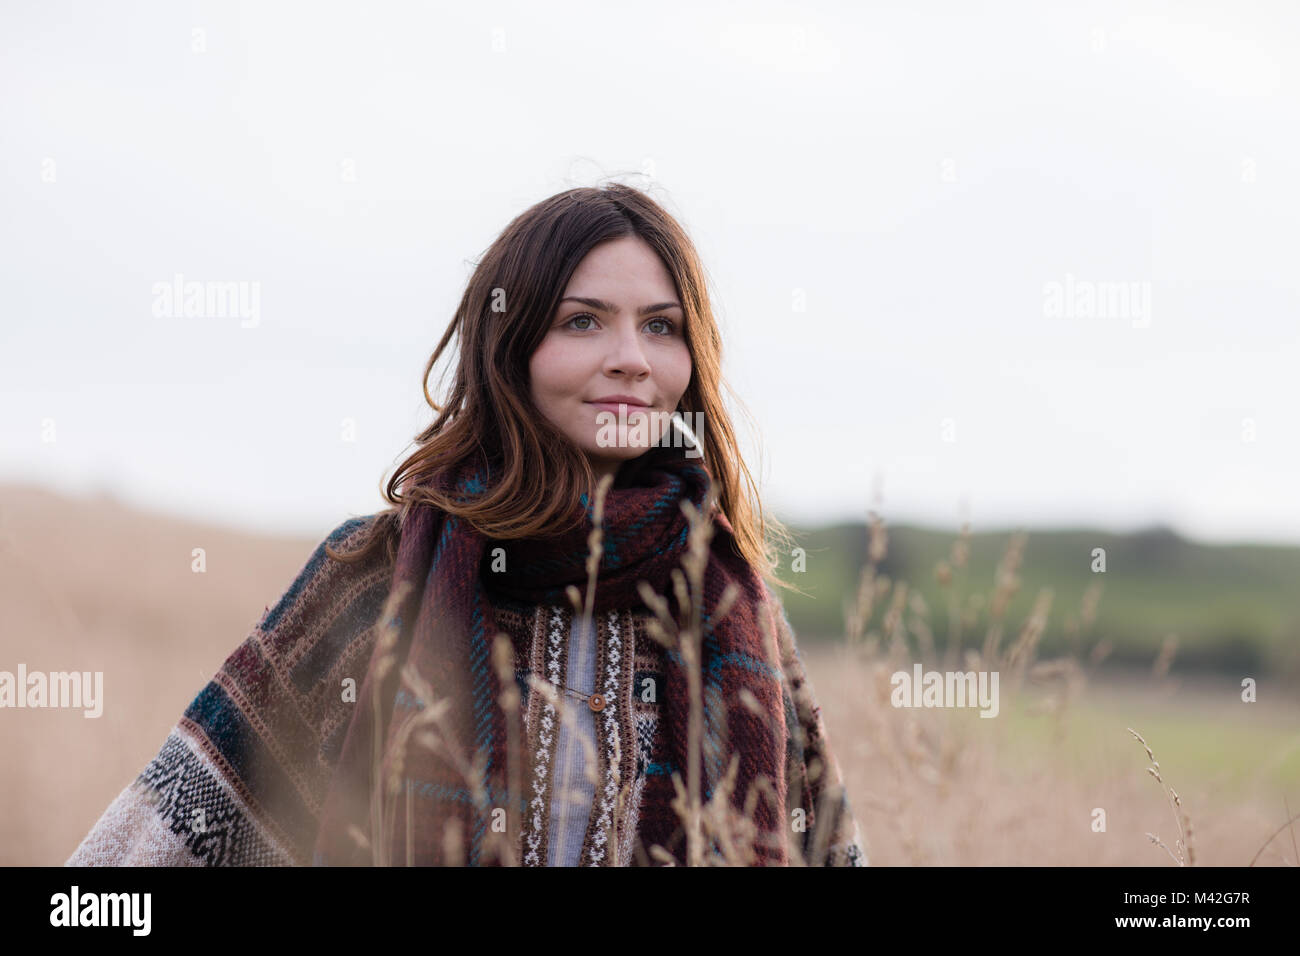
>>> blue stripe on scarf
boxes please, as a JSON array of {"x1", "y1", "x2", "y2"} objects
[
  {"x1": 703, "y1": 625, "x2": 722, "y2": 802},
  {"x1": 664, "y1": 648, "x2": 781, "y2": 683},
  {"x1": 433, "y1": 514, "x2": 456, "y2": 567},
  {"x1": 663, "y1": 610, "x2": 782, "y2": 804},
  {"x1": 393, "y1": 688, "x2": 425, "y2": 711},
  {"x1": 706, "y1": 652, "x2": 781, "y2": 680},
  {"x1": 469, "y1": 601, "x2": 492, "y2": 750},
  {"x1": 670, "y1": 522, "x2": 688, "y2": 552},
  {"x1": 459, "y1": 472, "x2": 486, "y2": 500},
  {"x1": 602, "y1": 479, "x2": 679, "y2": 570}
]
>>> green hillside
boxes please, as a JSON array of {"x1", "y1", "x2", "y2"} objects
[{"x1": 771, "y1": 521, "x2": 1300, "y2": 677}]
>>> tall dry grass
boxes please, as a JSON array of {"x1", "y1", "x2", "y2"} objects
[
  {"x1": 349, "y1": 485, "x2": 1297, "y2": 866},
  {"x1": 821, "y1": 509, "x2": 1297, "y2": 866}
]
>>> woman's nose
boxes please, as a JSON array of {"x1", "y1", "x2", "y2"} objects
[{"x1": 603, "y1": 326, "x2": 652, "y2": 377}]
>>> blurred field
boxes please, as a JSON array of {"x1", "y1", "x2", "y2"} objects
[
  {"x1": 812, "y1": 650, "x2": 1300, "y2": 865},
  {"x1": 0, "y1": 483, "x2": 316, "y2": 867},
  {"x1": 2, "y1": 483, "x2": 1296, "y2": 866},
  {"x1": 783, "y1": 522, "x2": 1300, "y2": 677}
]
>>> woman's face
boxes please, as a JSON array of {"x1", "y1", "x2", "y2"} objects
[{"x1": 529, "y1": 235, "x2": 693, "y2": 486}]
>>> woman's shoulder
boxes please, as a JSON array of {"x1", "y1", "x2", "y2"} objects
[
  {"x1": 258, "y1": 511, "x2": 395, "y2": 639},
  {"x1": 324, "y1": 510, "x2": 393, "y2": 552},
  {"x1": 315, "y1": 509, "x2": 397, "y2": 578}
]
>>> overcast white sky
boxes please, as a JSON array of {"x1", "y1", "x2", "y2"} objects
[{"x1": 3, "y1": 1, "x2": 1298, "y2": 545}]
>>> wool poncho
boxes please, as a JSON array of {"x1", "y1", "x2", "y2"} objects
[{"x1": 65, "y1": 514, "x2": 867, "y2": 867}]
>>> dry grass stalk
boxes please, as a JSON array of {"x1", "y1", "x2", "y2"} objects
[
  {"x1": 981, "y1": 531, "x2": 1026, "y2": 664},
  {"x1": 1002, "y1": 587, "x2": 1054, "y2": 696},
  {"x1": 1248, "y1": 800, "x2": 1300, "y2": 867},
  {"x1": 934, "y1": 548, "x2": 958, "y2": 665},
  {"x1": 845, "y1": 510, "x2": 888, "y2": 645},
  {"x1": 1128, "y1": 727, "x2": 1195, "y2": 866},
  {"x1": 844, "y1": 511, "x2": 1131, "y2": 863},
  {"x1": 1152, "y1": 633, "x2": 1178, "y2": 681}
]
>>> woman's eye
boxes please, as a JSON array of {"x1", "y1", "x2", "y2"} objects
[{"x1": 563, "y1": 313, "x2": 676, "y2": 334}]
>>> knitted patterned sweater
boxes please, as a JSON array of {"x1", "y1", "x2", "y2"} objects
[{"x1": 65, "y1": 514, "x2": 867, "y2": 867}]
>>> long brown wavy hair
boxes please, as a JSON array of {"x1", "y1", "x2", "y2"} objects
[{"x1": 327, "y1": 181, "x2": 796, "y2": 593}]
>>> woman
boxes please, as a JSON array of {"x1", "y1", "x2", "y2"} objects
[{"x1": 66, "y1": 184, "x2": 866, "y2": 867}]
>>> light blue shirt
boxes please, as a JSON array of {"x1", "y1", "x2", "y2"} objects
[{"x1": 546, "y1": 614, "x2": 598, "y2": 866}]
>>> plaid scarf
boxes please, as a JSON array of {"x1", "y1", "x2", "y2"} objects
[{"x1": 312, "y1": 442, "x2": 791, "y2": 866}]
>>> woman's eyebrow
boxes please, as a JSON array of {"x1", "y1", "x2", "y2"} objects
[{"x1": 559, "y1": 296, "x2": 683, "y2": 315}]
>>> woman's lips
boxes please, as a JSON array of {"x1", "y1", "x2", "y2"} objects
[{"x1": 586, "y1": 401, "x2": 651, "y2": 414}]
